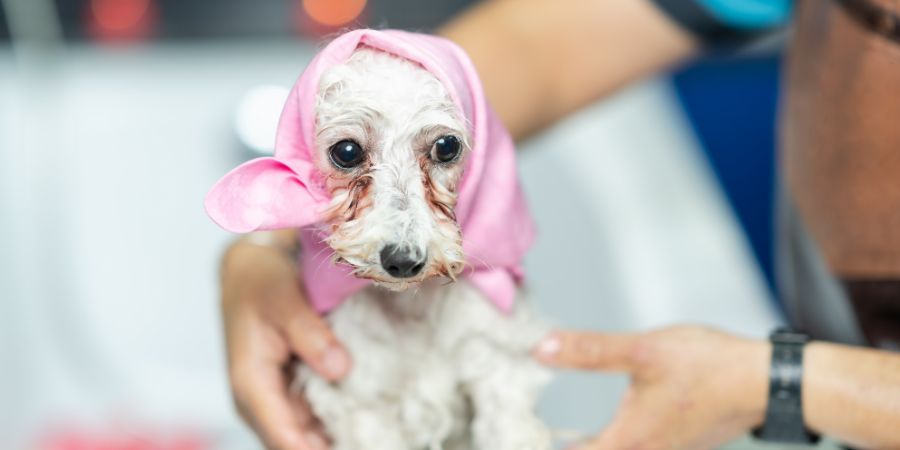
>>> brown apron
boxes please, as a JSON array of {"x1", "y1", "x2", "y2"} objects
[{"x1": 781, "y1": 0, "x2": 900, "y2": 349}]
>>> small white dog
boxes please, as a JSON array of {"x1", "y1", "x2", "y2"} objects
[
  {"x1": 207, "y1": 29, "x2": 551, "y2": 450},
  {"x1": 298, "y1": 47, "x2": 550, "y2": 450}
]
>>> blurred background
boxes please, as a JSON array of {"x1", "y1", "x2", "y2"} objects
[{"x1": 1, "y1": 0, "x2": 790, "y2": 449}]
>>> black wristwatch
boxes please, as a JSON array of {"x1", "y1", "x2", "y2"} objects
[{"x1": 753, "y1": 327, "x2": 821, "y2": 444}]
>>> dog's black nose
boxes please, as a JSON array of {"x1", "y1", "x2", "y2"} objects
[{"x1": 380, "y1": 245, "x2": 425, "y2": 278}]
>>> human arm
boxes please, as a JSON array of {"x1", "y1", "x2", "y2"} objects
[
  {"x1": 535, "y1": 326, "x2": 900, "y2": 449},
  {"x1": 439, "y1": 0, "x2": 700, "y2": 140},
  {"x1": 804, "y1": 340, "x2": 900, "y2": 449}
]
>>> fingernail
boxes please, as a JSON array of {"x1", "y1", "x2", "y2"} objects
[
  {"x1": 320, "y1": 345, "x2": 350, "y2": 378},
  {"x1": 534, "y1": 335, "x2": 561, "y2": 360}
]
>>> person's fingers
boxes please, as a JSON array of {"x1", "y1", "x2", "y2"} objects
[
  {"x1": 285, "y1": 383, "x2": 316, "y2": 427},
  {"x1": 219, "y1": 239, "x2": 337, "y2": 449},
  {"x1": 562, "y1": 410, "x2": 632, "y2": 450},
  {"x1": 573, "y1": 425, "x2": 623, "y2": 450},
  {"x1": 227, "y1": 317, "x2": 325, "y2": 450},
  {"x1": 279, "y1": 294, "x2": 351, "y2": 381},
  {"x1": 222, "y1": 238, "x2": 348, "y2": 382},
  {"x1": 570, "y1": 395, "x2": 642, "y2": 450},
  {"x1": 285, "y1": 385, "x2": 331, "y2": 450},
  {"x1": 232, "y1": 356, "x2": 321, "y2": 450},
  {"x1": 301, "y1": 431, "x2": 329, "y2": 450},
  {"x1": 534, "y1": 330, "x2": 640, "y2": 372},
  {"x1": 299, "y1": 418, "x2": 330, "y2": 450}
]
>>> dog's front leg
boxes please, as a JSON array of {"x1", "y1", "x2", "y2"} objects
[
  {"x1": 296, "y1": 293, "x2": 414, "y2": 450},
  {"x1": 302, "y1": 369, "x2": 409, "y2": 450},
  {"x1": 458, "y1": 337, "x2": 552, "y2": 450}
]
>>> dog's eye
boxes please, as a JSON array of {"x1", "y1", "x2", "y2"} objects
[
  {"x1": 432, "y1": 135, "x2": 461, "y2": 163},
  {"x1": 329, "y1": 140, "x2": 364, "y2": 169}
]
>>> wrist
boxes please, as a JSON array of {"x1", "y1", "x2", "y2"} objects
[
  {"x1": 241, "y1": 230, "x2": 299, "y2": 253},
  {"x1": 753, "y1": 329, "x2": 821, "y2": 444},
  {"x1": 221, "y1": 231, "x2": 300, "y2": 276},
  {"x1": 800, "y1": 341, "x2": 827, "y2": 435},
  {"x1": 735, "y1": 338, "x2": 771, "y2": 427},
  {"x1": 230, "y1": 231, "x2": 298, "y2": 257}
]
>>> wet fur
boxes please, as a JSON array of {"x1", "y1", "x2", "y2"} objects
[{"x1": 295, "y1": 47, "x2": 551, "y2": 450}]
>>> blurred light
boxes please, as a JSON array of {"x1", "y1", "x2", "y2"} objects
[
  {"x1": 88, "y1": 0, "x2": 156, "y2": 42},
  {"x1": 38, "y1": 426, "x2": 208, "y2": 450},
  {"x1": 302, "y1": 0, "x2": 367, "y2": 27},
  {"x1": 234, "y1": 85, "x2": 291, "y2": 155}
]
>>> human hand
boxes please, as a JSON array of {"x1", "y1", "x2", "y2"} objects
[
  {"x1": 220, "y1": 232, "x2": 351, "y2": 450},
  {"x1": 535, "y1": 326, "x2": 770, "y2": 450}
]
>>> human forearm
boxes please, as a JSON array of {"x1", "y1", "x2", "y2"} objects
[
  {"x1": 804, "y1": 341, "x2": 900, "y2": 449},
  {"x1": 439, "y1": 0, "x2": 698, "y2": 140}
]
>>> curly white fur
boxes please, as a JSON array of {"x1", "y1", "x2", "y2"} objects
[{"x1": 295, "y1": 47, "x2": 551, "y2": 450}]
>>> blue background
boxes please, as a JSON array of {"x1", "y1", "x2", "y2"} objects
[{"x1": 672, "y1": 54, "x2": 781, "y2": 301}]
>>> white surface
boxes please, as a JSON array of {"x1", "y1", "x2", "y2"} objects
[
  {"x1": 234, "y1": 84, "x2": 290, "y2": 155},
  {"x1": 0, "y1": 41, "x2": 781, "y2": 448}
]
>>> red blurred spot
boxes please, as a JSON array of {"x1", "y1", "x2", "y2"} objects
[
  {"x1": 38, "y1": 427, "x2": 209, "y2": 450},
  {"x1": 88, "y1": 0, "x2": 157, "y2": 43}
]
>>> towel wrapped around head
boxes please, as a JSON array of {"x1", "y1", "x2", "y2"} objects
[{"x1": 205, "y1": 29, "x2": 536, "y2": 314}]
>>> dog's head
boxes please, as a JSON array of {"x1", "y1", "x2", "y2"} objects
[
  {"x1": 206, "y1": 30, "x2": 535, "y2": 310},
  {"x1": 313, "y1": 47, "x2": 468, "y2": 290}
]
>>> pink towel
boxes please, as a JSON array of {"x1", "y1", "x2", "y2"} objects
[{"x1": 205, "y1": 29, "x2": 535, "y2": 314}]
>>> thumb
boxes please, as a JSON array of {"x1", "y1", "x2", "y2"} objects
[
  {"x1": 533, "y1": 330, "x2": 639, "y2": 373},
  {"x1": 569, "y1": 399, "x2": 639, "y2": 450},
  {"x1": 572, "y1": 424, "x2": 626, "y2": 450}
]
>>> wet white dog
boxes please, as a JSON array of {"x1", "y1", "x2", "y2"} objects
[{"x1": 293, "y1": 46, "x2": 552, "y2": 450}]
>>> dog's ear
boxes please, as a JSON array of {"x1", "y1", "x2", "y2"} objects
[{"x1": 205, "y1": 157, "x2": 322, "y2": 233}]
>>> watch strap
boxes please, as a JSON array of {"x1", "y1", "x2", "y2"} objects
[{"x1": 753, "y1": 327, "x2": 821, "y2": 444}]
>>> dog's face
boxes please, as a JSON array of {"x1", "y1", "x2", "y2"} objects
[{"x1": 312, "y1": 47, "x2": 469, "y2": 290}]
